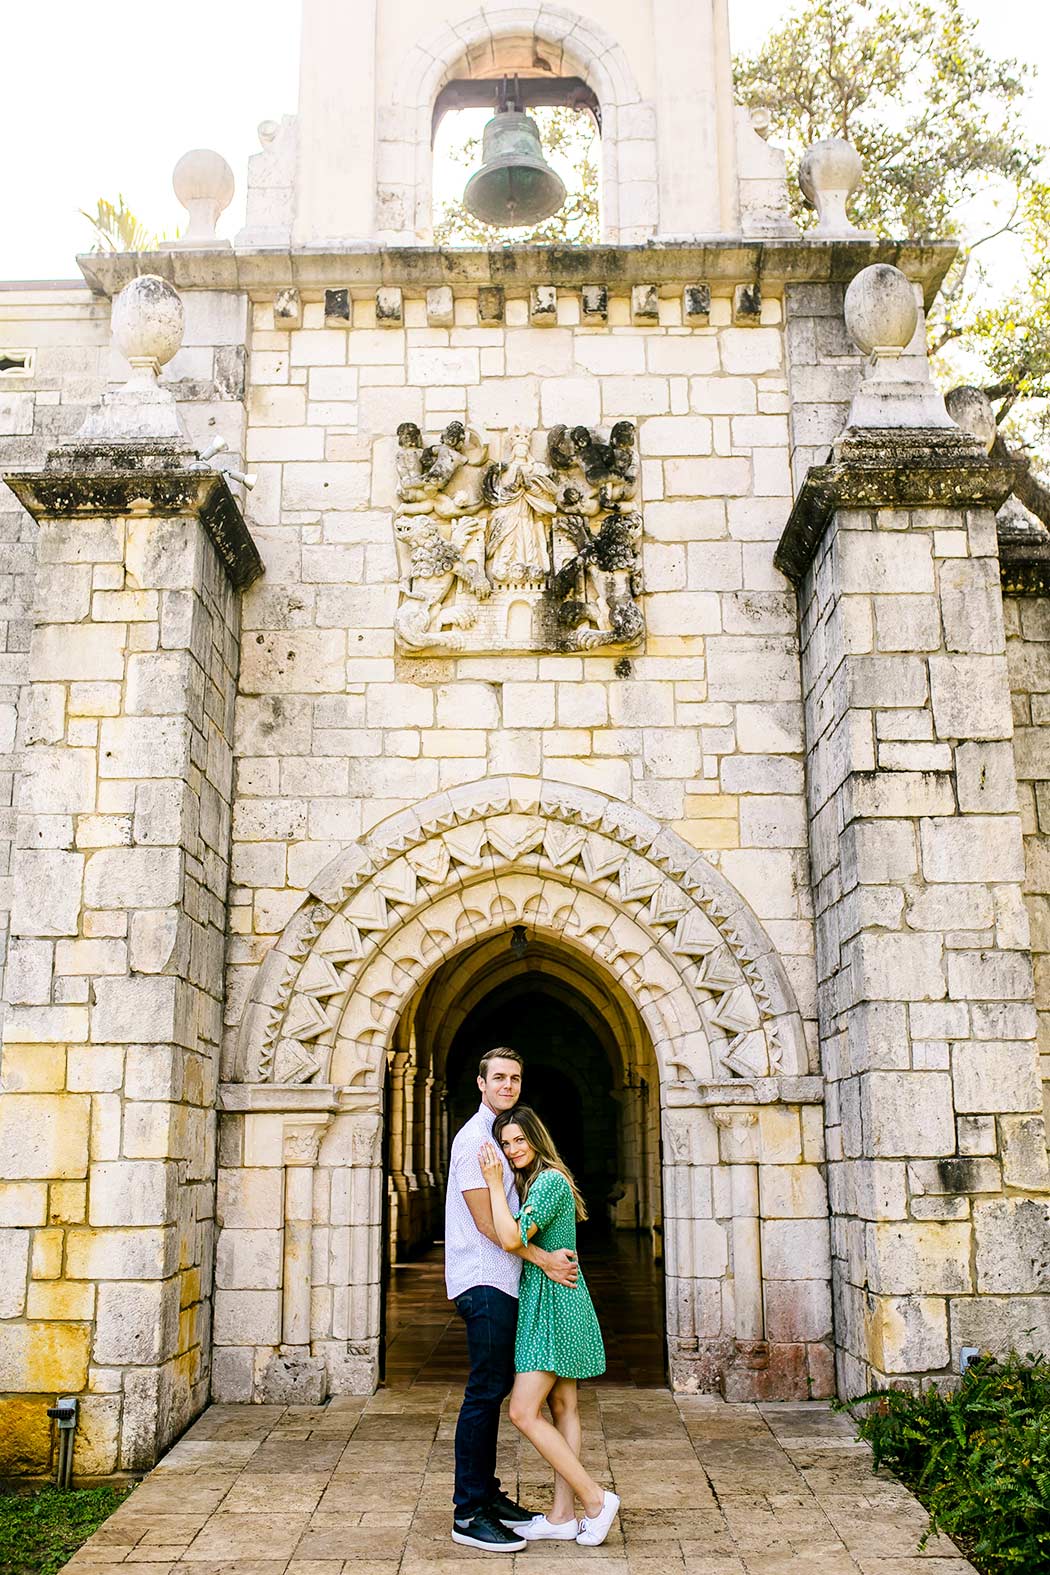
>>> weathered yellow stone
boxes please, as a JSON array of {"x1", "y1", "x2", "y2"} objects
[
  {"x1": 26, "y1": 1279, "x2": 95, "y2": 1321},
  {"x1": 758, "y1": 1106, "x2": 804, "y2": 1165},
  {"x1": 72, "y1": 1394, "x2": 121, "y2": 1477},
  {"x1": 48, "y1": 1181, "x2": 87, "y2": 1224},
  {"x1": 180, "y1": 1267, "x2": 202, "y2": 1309},
  {"x1": 0, "y1": 1044, "x2": 68, "y2": 1092},
  {"x1": 183, "y1": 1061, "x2": 207, "y2": 1104},
  {"x1": 0, "y1": 1094, "x2": 89, "y2": 1180},
  {"x1": 0, "y1": 1396, "x2": 52, "y2": 1475},
  {"x1": 31, "y1": 1228, "x2": 64, "y2": 1280},
  {"x1": 0, "y1": 1321, "x2": 91, "y2": 1392},
  {"x1": 684, "y1": 793, "x2": 739, "y2": 818},
  {"x1": 867, "y1": 1295, "x2": 950, "y2": 1373},
  {"x1": 673, "y1": 817, "x2": 740, "y2": 850},
  {"x1": 647, "y1": 635, "x2": 706, "y2": 655},
  {"x1": 178, "y1": 1305, "x2": 197, "y2": 1351}
]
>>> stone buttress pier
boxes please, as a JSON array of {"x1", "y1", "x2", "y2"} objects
[
  {"x1": 0, "y1": 280, "x2": 260, "y2": 1475},
  {"x1": 777, "y1": 266, "x2": 1050, "y2": 1392}
]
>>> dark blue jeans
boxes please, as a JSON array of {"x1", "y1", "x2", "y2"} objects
[{"x1": 453, "y1": 1284, "x2": 518, "y2": 1519}]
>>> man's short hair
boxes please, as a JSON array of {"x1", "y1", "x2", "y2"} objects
[{"x1": 478, "y1": 1047, "x2": 524, "y2": 1079}]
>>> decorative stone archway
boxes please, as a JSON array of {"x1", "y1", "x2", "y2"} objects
[
  {"x1": 215, "y1": 780, "x2": 832, "y2": 1405},
  {"x1": 387, "y1": 930, "x2": 665, "y2": 1274},
  {"x1": 377, "y1": 5, "x2": 660, "y2": 243}
]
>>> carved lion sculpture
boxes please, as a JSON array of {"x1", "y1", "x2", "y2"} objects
[{"x1": 393, "y1": 514, "x2": 489, "y2": 653}]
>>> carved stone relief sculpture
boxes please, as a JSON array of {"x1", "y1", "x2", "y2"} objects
[{"x1": 392, "y1": 420, "x2": 645, "y2": 654}]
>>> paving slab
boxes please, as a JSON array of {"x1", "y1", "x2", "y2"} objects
[{"x1": 61, "y1": 1391, "x2": 977, "y2": 1575}]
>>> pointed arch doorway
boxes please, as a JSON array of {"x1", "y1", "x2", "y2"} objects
[{"x1": 382, "y1": 930, "x2": 667, "y2": 1388}]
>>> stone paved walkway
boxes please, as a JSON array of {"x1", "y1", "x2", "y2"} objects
[{"x1": 65, "y1": 1389, "x2": 975, "y2": 1575}]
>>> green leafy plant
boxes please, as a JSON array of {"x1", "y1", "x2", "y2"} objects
[
  {"x1": 0, "y1": 1483, "x2": 132, "y2": 1575},
  {"x1": 735, "y1": 0, "x2": 1050, "y2": 523},
  {"x1": 79, "y1": 195, "x2": 163, "y2": 253},
  {"x1": 838, "y1": 1351, "x2": 1050, "y2": 1573}
]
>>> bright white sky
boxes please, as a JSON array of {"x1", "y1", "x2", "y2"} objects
[{"x1": 2, "y1": 1, "x2": 1049, "y2": 281}]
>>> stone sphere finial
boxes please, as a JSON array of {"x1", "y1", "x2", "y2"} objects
[
  {"x1": 799, "y1": 137, "x2": 868, "y2": 238},
  {"x1": 111, "y1": 275, "x2": 185, "y2": 386},
  {"x1": 945, "y1": 386, "x2": 997, "y2": 454},
  {"x1": 748, "y1": 106, "x2": 773, "y2": 141},
  {"x1": 172, "y1": 148, "x2": 235, "y2": 245},
  {"x1": 844, "y1": 264, "x2": 918, "y2": 357}
]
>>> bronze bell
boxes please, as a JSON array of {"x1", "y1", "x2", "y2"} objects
[{"x1": 463, "y1": 107, "x2": 567, "y2": 228}]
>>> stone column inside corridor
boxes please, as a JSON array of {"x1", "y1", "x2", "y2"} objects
[
  {"x1": 0, "y1": 277, "x2": 261, "y2": 1474},
  {"x1": 778, "y1": 265, "x2": 1050, "y2": 1393}
]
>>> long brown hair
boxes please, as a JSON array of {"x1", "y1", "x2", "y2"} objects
[{"x1": 493, "y1": 1105, "x2": 588, "y2": 1222}]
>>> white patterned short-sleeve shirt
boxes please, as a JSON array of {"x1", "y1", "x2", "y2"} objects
[{"x1": 444, "y1": 1102, "x2": 521, "y2": 1301}]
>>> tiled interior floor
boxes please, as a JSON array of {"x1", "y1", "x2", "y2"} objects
[
  {"x1": 384, "y1": 1232, "x2": 666, "y2": 1388},
  {"x1": 63, "y1": 1388, "x2": 975, "y2": 1575}
]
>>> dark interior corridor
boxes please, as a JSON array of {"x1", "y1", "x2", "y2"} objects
[{"x1": 381, "y1": 946, "x2": 667, "y2": 1388}]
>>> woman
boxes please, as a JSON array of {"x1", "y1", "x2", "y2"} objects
[
  {"x1": 478, "y1": 1106, "x2": 620, "y2": 1547},
  {"x1": 483, "y1": 426, "x2": 558, "y2": 587}
]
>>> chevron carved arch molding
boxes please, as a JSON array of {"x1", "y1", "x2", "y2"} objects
[{"x1": 236, "y1": 779, "x2": 808, "y2": 1090}]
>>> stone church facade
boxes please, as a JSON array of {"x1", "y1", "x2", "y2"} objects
[{"x1": 0, "y1": 0, "x2": 1047, "y2": 1479}]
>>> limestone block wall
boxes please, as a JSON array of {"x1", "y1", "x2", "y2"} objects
[
  {"x1": 795, "y1": 486, "x2": 1050, "y2": 1395},
  {"x1": 0, "y1": 288, "x2": 250, "y2": 1010},
  {"x1": 1004, "y1": 591, "x2": 1050, "y2": 1141},
  {"x1": 226, "y1": 280, "x2": 818, "y2": 1061},
  {"x1": 0, "y1": 491, "x2": 243, "y2": 1476},
  {"x1": 0, "y1": 288, "x2": 111, "y2": 1016},
  {"x1": 784, "y1": 283, "x2": 860, "y2": 491}
]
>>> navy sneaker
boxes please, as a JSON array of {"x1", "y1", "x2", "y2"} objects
[
  {"x1": 486, "y1": 1488, "x2": 537, "y2": 1526},
  {"x1": 452, "y1": 1509, "x2": 527, "y2": 1552}
]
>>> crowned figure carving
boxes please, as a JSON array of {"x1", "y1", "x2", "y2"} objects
[{"x1": 392, "y1": 419, "x2": 645, "y2": 654}]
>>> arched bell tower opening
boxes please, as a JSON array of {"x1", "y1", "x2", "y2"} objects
[
  {"x1": 381, "y1": 931, "x2": 667, "y2": 1388},
  {"x1": 383, "y1": 14, "x2": 649, "y2": 244}
]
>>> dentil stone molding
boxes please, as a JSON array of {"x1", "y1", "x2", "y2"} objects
[
  {"x1": 235, "y1": 779, "x2": 807, "y2": 1093},
  {"x1": 393, "y1": 420, "x2": 644, "y2": 654}
]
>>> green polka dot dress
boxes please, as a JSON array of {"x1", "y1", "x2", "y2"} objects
[{"x1": 514, "y1": 1169, "x2": 606, "y2": 1380}]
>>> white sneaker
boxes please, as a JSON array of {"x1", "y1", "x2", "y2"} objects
[
  {"x1": 576, "y1": 1490, "x2": 620, "y2": 1546},
  {"x1": 519, "y1": 1514, "x2": 580, "y2": 1541}
]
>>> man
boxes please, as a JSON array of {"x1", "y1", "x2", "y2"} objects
[{"x1": 445, "y1": 1047, "x2": 579, "y2": 1552}]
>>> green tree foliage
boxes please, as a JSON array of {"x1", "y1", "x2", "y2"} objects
[
  {"x1": 735, "y1": 0, "x2": 1050, "y2": 513},
  {"x1": 433, "y1": 106, "x2": 600, "y2": 247},
  {"x1": 79, "y1": 195, "x2": 162, "y2": 253}
]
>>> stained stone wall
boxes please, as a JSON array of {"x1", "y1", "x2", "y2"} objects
[
  {"x1": 0, "y1": 288, "x2": 111, "y2": 1017},
  {"x1": 0, "y1": 286, "x2": 254, "y2": 1475},
  {"x1": 5, "y1": 243, "x2": 1049, "y2": 1466},
  {"x1": 0, "y1": 490, "x2": 243, "y2": 1475},
  {"x1": 229, "y1": 281, "x2": 816, "y2": 1045},
  {"x1": 1005, "y1": 592, "x2": 1050, "y2": 1141},
  {"x1": 791, "y1": 471, "x2": 1050, "y2": 1396},
  {"x1": 0, "y1": 285, "x2": 251, "y2": 1002}
]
